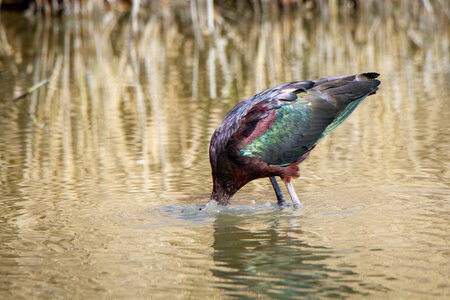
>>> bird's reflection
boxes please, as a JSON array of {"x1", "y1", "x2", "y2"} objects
[{"x1": 211, "y1": 212, "x2": 365, "y2": 298}]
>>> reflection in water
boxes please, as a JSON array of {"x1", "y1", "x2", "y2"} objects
[
  {"x1": 0, "y1": 4, "x2": 448, "y2": 199},
  {"x1": 0, "y1": 2, "x2": 449, "y2": 299},
  {"x1": 212, "y1": 212, "x2": 366, "y2": 298}
]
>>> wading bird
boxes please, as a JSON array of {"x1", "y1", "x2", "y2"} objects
[{"x1": 209, "y1": 73, "x2": 380, "y2": 207}]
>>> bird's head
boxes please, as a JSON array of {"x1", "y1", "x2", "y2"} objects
[{"x1": 209, "y1": 137, "x2": 243, "y2": 205}]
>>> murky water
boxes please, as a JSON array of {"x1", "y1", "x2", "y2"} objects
[{"x1": 0, "y1": 3, "x2": 449, "y2": 299}]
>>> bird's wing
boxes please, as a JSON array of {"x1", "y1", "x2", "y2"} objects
[
  {"x1": 240, "y1": 73, "x2": 380, "y2": 166},
  {"x1": 239, "y1": 89, "x2": 337, "y2": 166},
  {"x1": 209, "y1": 81, "x2": 314, "y2": 169}
]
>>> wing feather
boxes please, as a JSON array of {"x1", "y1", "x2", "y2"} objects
[
  {"x1": 240, "y1": 73, "x2": 380, "y2": 166},
  {"x1": 210, "y1": 73, "x2": 380, "y2": 169}
]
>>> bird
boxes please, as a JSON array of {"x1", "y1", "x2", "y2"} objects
[{"x1": 209, "y1": 72, "x2": 381, "y2": 207}]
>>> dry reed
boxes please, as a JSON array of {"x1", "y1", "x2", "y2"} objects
[{"x1": 0, "y1": 0, "x2": 448, "y2": 197}]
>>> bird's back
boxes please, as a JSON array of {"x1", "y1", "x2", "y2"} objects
[{"x1": 236, "y1": 73, "x2": 381, "y2": 166}]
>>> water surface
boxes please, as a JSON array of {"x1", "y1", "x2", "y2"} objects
[{"x1": 0, "y1": 4, "x2": 449, "y2": 299}]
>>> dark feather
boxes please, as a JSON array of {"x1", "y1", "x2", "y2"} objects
[
  {"x1": 210, "y1": 73, "x2": 380, "y2": 168},
  {"x1": 209, "y1": 81, "x2": 315, "y2": 169},
  {"x1": 238, "y1": 73, "x2": 380, "y2": 166}
]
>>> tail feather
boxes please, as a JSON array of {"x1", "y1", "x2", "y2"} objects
[
  {"x1": 326, "y1": 81, "x2": 379, "y2": 103},
  {"x1": 360, "y1": 72, "x2": 380, "y2": 79},
  {"x1": 358, "y1": 72, "x2": 381, "y2": 95},
  {"x1": 316, "y1": 72, "x2": 381, "y2": 139},
  {"x1": 315, "y1": 72, "x2": 380, "y2": 103}
]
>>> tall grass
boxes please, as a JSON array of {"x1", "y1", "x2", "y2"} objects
[{"x1": 0, "y1": 0, "x2": 448, "y2": 198}]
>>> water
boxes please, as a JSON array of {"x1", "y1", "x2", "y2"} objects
[{"x1": 0, "y1": 3, "x2": 449, "y2": 299}]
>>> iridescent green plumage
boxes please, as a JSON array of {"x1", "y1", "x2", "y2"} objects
[
  {"x1": 240, "y1": 75, "x2": 379, "y2": 166},
  {"x1": 241, "y1": 92, "x2": 317, "y2": 166}
]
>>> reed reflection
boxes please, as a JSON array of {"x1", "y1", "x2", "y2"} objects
[
  {"x1": 211, "y1": 212, "x2": 374, "y2": 298},
  {"x1": 1, "y1": 6, "x2": 447, "y2": 200}
]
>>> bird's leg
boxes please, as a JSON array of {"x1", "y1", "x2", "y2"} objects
[
  {"x1": 284, "y1": 180, "x2": 301, "y2": 208},
  {"x1": 269, "y1": 176, "x2": 285, "y2": 205}
]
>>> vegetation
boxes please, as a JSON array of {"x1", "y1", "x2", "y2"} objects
[
  {"x1": 1, "y1": 0, "x2": 448, "y2": 18},
  {"x1": 0, "y1": 0, "x2": 448, "y2": 193}
]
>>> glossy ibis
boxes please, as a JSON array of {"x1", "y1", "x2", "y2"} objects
[{"x1": 209, "y1": 73, "x2": 380, "y2": 207}]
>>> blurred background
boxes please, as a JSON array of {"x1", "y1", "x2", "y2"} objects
[{"x1": 0, "y1": 0, "x2": 449, "y2": 299}]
